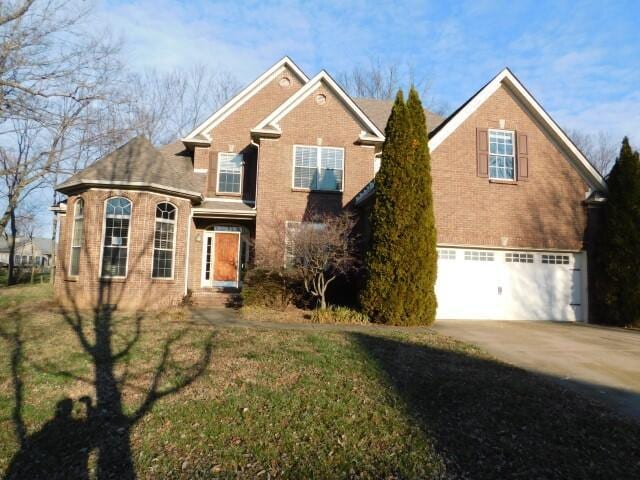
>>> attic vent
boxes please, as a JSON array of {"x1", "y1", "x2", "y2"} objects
[
  {"x1": 315, "y1": 93, "x2": 326, "y2": 105},
  {"x1": 279, "y1": 77, "x2": 291, "y2": 88}
]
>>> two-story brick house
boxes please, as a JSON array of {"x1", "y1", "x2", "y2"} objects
[{"x1": 53, "y1": 57, "x2": 606, "y2": 321}]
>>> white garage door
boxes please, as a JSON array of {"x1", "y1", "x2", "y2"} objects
[{"x1": 435, "y1": 248, "x2": 585, "y2": 321}]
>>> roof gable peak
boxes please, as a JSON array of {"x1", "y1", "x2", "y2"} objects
[
  {"x1": 183, "y1": 56, "x2": 309, "y2": 144},
  {"x1": 429, "y1": 67, "x2": 607, "y2": 192},
  {"x1": 252, "y1": 70, "x2": 385, "y2": 142}
]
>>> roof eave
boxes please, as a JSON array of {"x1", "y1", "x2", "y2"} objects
[{"x1": 56, "y1": 180, "x2": 204, "y2": 202}]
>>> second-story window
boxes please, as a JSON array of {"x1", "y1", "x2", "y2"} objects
[
  {"x1": 489, "y1": 130, "x2": 515, "y2": 180},
  {"x1": 293, "y1": 146, "x2": 344, "y2": 192},
  {"x1": 217, "y1": 153, "x2": 243, "y2": 194}
]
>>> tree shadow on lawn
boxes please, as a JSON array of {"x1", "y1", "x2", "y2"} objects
[
  {"x1": 1, "y1": 285, "x2": 213, "y2": 480},
  {"x1": 351, "y1": 332, "x2": 640, "y2": 479}
]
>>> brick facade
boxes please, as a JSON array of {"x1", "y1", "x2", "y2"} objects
[
  {"x1": 254, "y1": 82, "x2": 379, "y2": 263},
  {"x1": 54, "y1": 61, "x2": 595, "y2": 311},
  {"x1": 55, "y1": 189, "x2": 190, "y2": 310},
  {"x1": 431, "y1": 85, "x2": 588, "y2": 251}
]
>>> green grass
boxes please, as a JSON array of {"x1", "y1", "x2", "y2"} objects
[{"x1": 1, "y1": 284, "x2": 639, "y2": 479}]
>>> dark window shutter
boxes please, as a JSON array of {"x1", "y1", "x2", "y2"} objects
[
  {"x1": 476, "y1": 128, "x2": 489, "y2": 177},
  {"x1": 517, "y1": 133, "x2": 528, "y2": 180},
  {"x1": 208, "y1": 151, "x2": 217, "y2": 191}
]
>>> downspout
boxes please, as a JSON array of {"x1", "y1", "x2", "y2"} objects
[
  {"x1": 251, "y1": 139, "x2": 260, "y2": 209},
  {"x1": 250, "y1": 138, "x2": 260, "y2": 269}
]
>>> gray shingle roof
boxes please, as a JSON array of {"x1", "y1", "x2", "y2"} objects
[
  {"x1": 195, "y1": 200, "x2": 256, "y2": 215},
  {"x1": 56, "y1": 136, "x2": 205, "y2": 199},
  {"x1": 355, "y1": 98, "x2": 444, "y2": 134}
]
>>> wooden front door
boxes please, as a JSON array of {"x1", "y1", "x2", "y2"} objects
[{"x1": 213, "y1": 232, "x2": 239, "y2": 283}]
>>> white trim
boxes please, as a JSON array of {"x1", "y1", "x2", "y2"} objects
[
  {"x1": 428, "y1": 68, "x2": 607, "y2": 192},
  {"x1": 150, "y1": 201, "x2": 178, "y2": 280},
  {"x1": 194, "y1": 168, "x2": 208, "y2": 173},
  {"x1": 487, "y1": 128, "x2": 516, "y2": 180},
  {"x1": 291, "y1": 144, "x2": 345, "y2": 192},
  {"x1": 99, "y1": 196, "x2": 133, "y2": 279},
  {"x1": 201, "y1": 231, "x2": 213, "y2": 287},
  {"x1": 191, "y1": 208, "x2": 256, "y2": 217},
  {"x1": 201, "y1": 230, "x2": 242, "y2": 288},
  {"x1": 57, "y1": 180, "x2": 203, "y2": 200},
  {"x1": 68, "y1": 197, "x2": 84, "y2": 277},
  {"x1": 202, "y1": 197, "x2": 255, "y2": 204},
  {"x1": 184, "y1": 57, "x2": 309, "y2": 142},
  {"x1": 252, "y1": 71, "x2": 385, "y2": 141},
  {"x1": 216, "y1": 152, "x2": 244, "y2": 195}
]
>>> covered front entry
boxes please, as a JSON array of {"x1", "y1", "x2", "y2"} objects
[
  {"x1": 435, "y1": 248, "x2": 587, "y2": 321},
  {"x1": 201, "y1": 225, "x2": 250, "y2": 288}
]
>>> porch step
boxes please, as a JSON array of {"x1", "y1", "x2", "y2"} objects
[{"x1": 190, "y1": 289, "x2": 242, "y2": 308}]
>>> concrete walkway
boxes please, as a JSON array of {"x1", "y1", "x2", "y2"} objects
[{"x1": 433, "y1": 320, "x2": 640, "y2": 421}]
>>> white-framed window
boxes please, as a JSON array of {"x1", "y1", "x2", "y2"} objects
[
  {"x1": 464, "y1": 250, "x2": 495, "y2": 262},
  {"x1": 101, "y1": 197, "x2": 131, "y2": 278},
  {"x1": 152, "y1": 202, "x2": 177, "y2": 279},
  {"x1": 505, "y1": 252, "x2": 533, "y2": 263},
  {"x1": 293, "y1": 145, "x2": 344, "y2": 191},
  {"x1": 217, "y1": 153, "x2": 243, "y2": 194},
  {"x1": 437, "y1": 249, "x2": 456, "y2": 260},
  {"x1": 489, "y1": 129, "x2": 515, "y2": 180},
  {"x1": 541, "y1": 254, "x2": 570, "y2": 265},
  {"x1": 69, "y1": 198, "x2": 84, "y2": 276}
]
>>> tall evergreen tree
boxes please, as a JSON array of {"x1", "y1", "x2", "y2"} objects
[
  {"x1": 361, "y1": 88, "x2": 438, "y2": 325},
  {"x1": 594, "y1": 137, "x2": 640, "y2": 327}
]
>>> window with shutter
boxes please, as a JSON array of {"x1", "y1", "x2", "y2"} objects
[{"x1": 488, "y1": 129, "x2": 515, "y2": 180}]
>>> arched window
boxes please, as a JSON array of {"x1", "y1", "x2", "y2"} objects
[
  {"x1": 69, "y1": 198, "x2": 84, "y2": 276},
  {"x1": 152, "y1": 202, "x2": 176, "y2": 278},
  {"x1": 101, "y1": 197, "x2": 131, "y2": 277}
]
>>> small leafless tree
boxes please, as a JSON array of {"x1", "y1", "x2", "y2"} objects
[
  {"x1": 287, "y1": 212, "x2": 359, "y2": 309},
  {"x1": 569, "y1": 129, "x2": 618, "y2": 176}
]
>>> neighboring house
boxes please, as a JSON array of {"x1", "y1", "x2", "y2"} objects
[
  {"x1": 52, "y1": 57, "x2": 606, "y2": 321},
  {"x1": 0, "y1": 237, "x2": 54, "y2": 267}
]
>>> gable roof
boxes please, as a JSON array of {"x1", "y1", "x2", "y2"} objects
[
  {"x1": 429, "y1": 68, "x2": 607, "y2": 192},
  {"x1": 56, "y1": 136, "x2": 205, "y2": 200},
  {"x1": 183, "y1": 56, "x2": 309, "y2": 144},
  {"x1": 251, "y1": 70, "x2": 386, "y2": 144},
  {"x1": 355, "y1": 98, "x2": 445, "y2": 134}
]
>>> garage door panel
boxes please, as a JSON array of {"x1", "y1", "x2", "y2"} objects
[{"x1": 436, "y1": 249, "x2": 583, "y2": 321}]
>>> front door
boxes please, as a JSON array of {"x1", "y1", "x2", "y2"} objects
[{"x1": 213, "y1": 232, "x2": 239, "y2": 285}]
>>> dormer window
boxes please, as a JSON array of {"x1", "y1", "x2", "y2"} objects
[{"x1": 488, "y1": 129, "x2": 515, "y2": 180}]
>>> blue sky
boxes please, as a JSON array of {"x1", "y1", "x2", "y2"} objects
[{"x1": 98, "y1": 0, "x2": 640, "y2": 143}]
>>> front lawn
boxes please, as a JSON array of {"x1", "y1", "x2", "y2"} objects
[{"x1": 1, "y1": 284, "x2": 639, "y2": 479}]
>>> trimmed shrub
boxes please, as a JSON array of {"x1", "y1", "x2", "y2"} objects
[
  {"x1": 242, "y1": 268, "x2": 305, "y2": 310},
  {"x1": 311, "y1": 306, "x2": 370, "y2": 324}
]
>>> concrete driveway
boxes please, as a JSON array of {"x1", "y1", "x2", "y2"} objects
[{"x1": 433, "y1": 320, "x2": 640, "y2": 421}]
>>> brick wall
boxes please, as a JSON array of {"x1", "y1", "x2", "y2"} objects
[
  {"x1": 253, "y1": 82, "x2": 380, "y2": 264},
  {"x1": 54, "y1": 189, "x2": 191, "y2": 310},
  {"x1": 431, "y1": 85, "x2": 588, "y2": 251},
  {"x1": 201, "y1": 66, "x2": 304, "y2": 202}
]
